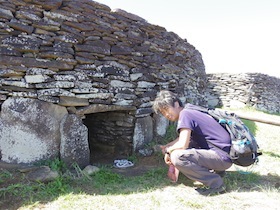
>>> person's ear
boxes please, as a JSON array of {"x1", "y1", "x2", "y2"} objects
[{"x1": 174, "y1": 101, "x2": 180, "y2": 108}]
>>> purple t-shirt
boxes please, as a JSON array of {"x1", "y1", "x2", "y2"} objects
[{"x1": 177, "y1": 106, "x2": 231, "y2": 162}]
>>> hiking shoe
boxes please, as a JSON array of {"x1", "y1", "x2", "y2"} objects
[{"x1": 195, "y1": 184, "x2": 226, "y2": 196}]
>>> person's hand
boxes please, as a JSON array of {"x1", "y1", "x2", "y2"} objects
[{"x1": 164, "y1": 153, "x2": 172, "y2": 165}]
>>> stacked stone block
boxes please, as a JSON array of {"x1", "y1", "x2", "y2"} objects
[{"x1": 207, "y1": 73, "x2": 280, "y2": 113}]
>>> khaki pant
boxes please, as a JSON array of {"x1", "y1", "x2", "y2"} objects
[{"x1": 170, "y1": 148, "x2": 232, "y2": 188}]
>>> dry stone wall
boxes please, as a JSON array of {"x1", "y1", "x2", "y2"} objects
[
  {"x1": 0, "y1": 0, "x2": 207, "y2": 164},
  {"x1": 207, "y1": 73, "x2": 280, "y2": 113},
  {"x1": 0, "y1": 0, "x2": 206, "y2": 110}
]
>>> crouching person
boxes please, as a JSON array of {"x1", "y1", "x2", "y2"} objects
[{"x1": 152, "y1": 90, "x2": 232, "y2": 195}]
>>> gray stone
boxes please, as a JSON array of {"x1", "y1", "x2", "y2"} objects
[
  {"x1": 138, "y1": 148, "x2": 153, "y2": 157},
  {"x1": 35, "y1": 81, "x2": 75, "y2": 89},
  {"x1": 110, "y1": 80, "x2": 134, "y2": 88},
  {"x1": 76, "y1": 104, "x2": 136, "y2": 115},
  {"x1": 75, "y1": 93, "x2": 113, "y2": 99},
  {"x1": 25, "y1": 75, "x2": 51, "y2": 83},
  {"x1": 0, "y1": 8, "x2": 14, "y2": 19},
  {"x1": 130, "y1": 73, "x2": 142, "y2": 81},
  {"x1": 8, "y1": 22, "x2": 34, "y2": 34},
  {"x1": 111, "y1": 45, "x2": 133, "y2": 55},
  {"x1": 83, "y1": 165, "x2": 100, "y2": 175},
  {"x1": 26, "y1": 166, "x2": 59, "y2": 183},
  {"x1": 43, "y1": 11, "x2": 78, "y2": 22},
  {"x1": 60, "y1": 114, "x2": 90, "y2": 168},
  {"x1": 59, "y1": 96, "x2": 89, "y2": 106},
  {"x1": 0, "y1": 97, "x2": 68, "y2": 164},
  {"x1": 75, "y1": 40, "x2": 111, "y2": 55},
  {"x1": 113, "y1": 99, "x2": 133, "y2": 106},
  {"x1": 137, "y1": 81, "x2": 156, "y2": 88},
  {"x1": 207, "y1": 98, "x2": 219, "y2": 108},
  {"x1": 1, "y1": 80, "x2": 30, "y2": 88},
  {"x1": 207, "y1": 73, "x2": 279, "y2": 113},
  {"x1": 0, "y1": 56, "x2": 73, "y2": 70},
  {"x1": 0, "y1": 47, "x2": 21, "y2": 57},
  {"x1": 30, "y1": 0, "x2": 63, "y2": 10},
  {"x1": 113, "y1": 9, "x2": 147, "y2": 22},
  {"x1": 133, "y1": 116, "x2": 153, "y2": 151},
  {"x1": 153, "y1": 114, "x2": 169, "y2": 137}
]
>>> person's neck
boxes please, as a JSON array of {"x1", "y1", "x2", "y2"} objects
[{"x1": 178, "y1": 106, "x2": 184, "y2": 112}]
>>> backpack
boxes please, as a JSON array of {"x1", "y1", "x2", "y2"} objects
[{"x1": 185, "y1": 104, "x2": 262, "y2": 167}]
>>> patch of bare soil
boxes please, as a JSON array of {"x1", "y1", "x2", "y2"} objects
[
  {"x1": 0, "y1": 165, "x2": 28, "y2": 210},
  {"x1": 90, "y1": 153, "x2": 167, "y2": 177},
  {"x1": 112, "y1": 156, "x2": 166, "y2": 177}
]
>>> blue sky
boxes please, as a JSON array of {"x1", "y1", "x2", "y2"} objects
[{"x1": 98, "y1": 0, "x2": 280, "y2": 78}]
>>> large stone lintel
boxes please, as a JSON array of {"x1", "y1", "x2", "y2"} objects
[{"x1": 76, "y1": 104, "x2": 136, "y2": 115}]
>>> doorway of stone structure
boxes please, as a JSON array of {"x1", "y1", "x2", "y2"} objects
[{"x1": 83, "y1": 110, "x2": 136, "y2": 164}]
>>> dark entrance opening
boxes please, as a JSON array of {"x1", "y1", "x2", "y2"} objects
[{"x1": 83, "y1": 110, "x2": 136, "y2": 163}]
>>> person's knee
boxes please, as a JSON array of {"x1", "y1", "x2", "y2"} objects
[
  {"x1": 170, "y1": 149, "x2": 193, "y2": 167},
  {"x1": 170, "y1": 150, "x2": 180, "y2": 165}
]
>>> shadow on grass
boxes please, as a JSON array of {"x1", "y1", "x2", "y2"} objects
[
  {"x1": 1, "y1": 162, "x2": 279, "y2": 210},
  {"x1": 224, "y1": 171, "x2": 280, "y2": 192}
]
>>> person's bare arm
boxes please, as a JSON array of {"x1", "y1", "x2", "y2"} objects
[
  {"x1": 163, "y1": 128, "x2": 192, "y2": 165},
  {"x1": 165, "y1": 137, "x2": 179, "y2": 147},
  {"x1": 167, "y1": 128, "x2": 191, "y2": 153}
]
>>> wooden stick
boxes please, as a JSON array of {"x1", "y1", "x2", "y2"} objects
[{"x1": 234, "y1": 112, "x2": 280, "y2": 126}]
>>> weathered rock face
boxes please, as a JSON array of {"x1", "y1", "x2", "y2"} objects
[
  {"x1": 0, "y1": 97, "x2": 90, "y2": 166},
  {"x1": 0, "y1": 0, "x2": 207, "y2": 165},
  {"x1": 207, "y1": 73, "x2": 280, "y2": 113},
  {"x1": 0, "y1": 97, "x2": 68, "y2": 164},
  {"x1": 153, "y1": 114, "x2": 169, "y2": 137},
  {"x1": 0, "y1": 0, "x2": 206, "y2": 108},
  {"x1": 60, "y1": 114, "x2": 89, "y2": 168},
  {"x1": 133, "y1": 116, "x2": 153, "y2": 152}
]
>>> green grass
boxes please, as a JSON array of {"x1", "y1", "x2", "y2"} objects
[{"x1": 0, "y1": 108, "x2": 279, "y2": 210}]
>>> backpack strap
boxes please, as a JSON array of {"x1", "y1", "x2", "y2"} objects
[
  {"x1": 184, "y1": 103, "x2": 209, "y2": 113},
  {"x1": 185, "y1": 104, "x2": 230, "y2": 155}
]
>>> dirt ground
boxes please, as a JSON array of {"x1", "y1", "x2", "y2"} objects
[
  {"x1": 0, "y1": 154, "x2": 166, "y2": 210},
  {"x1": 0, "y1": 153, "x2": 166, "y2": 186},
  {"x1": 90, "y1": 152, "x2": 167, "y2": 177}
]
